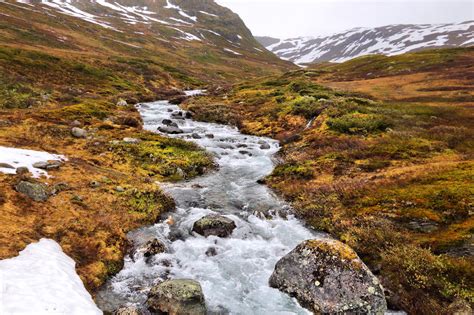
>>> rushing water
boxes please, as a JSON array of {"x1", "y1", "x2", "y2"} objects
[{"x1": 97, "y1": 93, "x2": 323, "y2": 314}]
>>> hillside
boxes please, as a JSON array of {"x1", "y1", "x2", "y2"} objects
[
  {"x1": 183, "y1": 47, "x2": 474, "y2": 314},
  {"x1": 257, "y1": 21, "x2": 474, "y2": 64},
  {"x1": 1, "y1": 0, "x2": 290, "y2": 87}
]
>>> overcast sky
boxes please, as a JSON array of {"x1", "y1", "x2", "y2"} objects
[{"x1": 215, "y1": 0, "x2": 474, "y2": 38}]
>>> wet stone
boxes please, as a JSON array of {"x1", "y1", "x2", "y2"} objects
[
  {"x1": 113, "y1": 305, "x2": 142, "y2": 315},
  {"x1": 158, "y1": 126, "x2": 184, "y2": 134},
  {"x1": 192, "y1": 214, "x2": 236, "y2": 238},
  {"x1": 147, "y1": 279, "x2": 206, "y2": 315},
  {"x1": 143, "y1": 239, "x2": 166, "y2": 259}
]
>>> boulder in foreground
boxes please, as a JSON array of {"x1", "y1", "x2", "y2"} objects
[
  {"x1": 269, "y1": 239, "x2": 387, "y2": 314},
  {"x1": 192, "y1": 214, "x2": 236, "y2": 238},
  {"x1": 147, "y1": 279, "x2": 206, "y2": 315}
]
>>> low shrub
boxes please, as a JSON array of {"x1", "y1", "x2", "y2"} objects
[{"x1": 327, "y1": 112, "x2": 390, "y2": 134}]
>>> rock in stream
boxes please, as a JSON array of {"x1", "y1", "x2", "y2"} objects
[
  {"x1": 192, "y1": 214, "x2": 236, "y2": 238},
  {"x1": 147, "y1": 279, "x2": 206, "y2": 315}
]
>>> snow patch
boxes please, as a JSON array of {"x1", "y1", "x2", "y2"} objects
[
  {"x1": 0, "y1": 239, "x2": 101, "y2": 315},
  {"x1": 0, "y1": 146, "x2": 66, "y2": 178},
  {"x1": 224, "y1": 48, "x2": 242, "y2": 55},
  {"x1": 164, "y1": 0, "x2": 197, "y2": 22},
  {"x1": 199, "y1": 10, "x2": 218, "y2": 17}
]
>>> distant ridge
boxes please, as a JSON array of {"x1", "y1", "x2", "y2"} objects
[{"x1": 257, "y1": 21, "x2": 474, "y2": 64}]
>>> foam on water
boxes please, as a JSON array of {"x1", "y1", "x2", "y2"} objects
[{"x1": 97, "y1": 93, "x2": 321, "y2": 314}]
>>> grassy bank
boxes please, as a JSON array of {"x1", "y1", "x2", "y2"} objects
[
  {"x1": 184, "y1": 60, "x2": 474, "y2": 313},
  {"x1": 0, "y1": 44, "x2": 217, "y2": 291}
]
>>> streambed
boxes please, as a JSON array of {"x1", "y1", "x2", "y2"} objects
[{"x1": 97, "y1": 94, "x2": 322, "y2": 314}]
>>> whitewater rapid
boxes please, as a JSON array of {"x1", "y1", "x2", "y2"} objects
[{"x1": 97, "y1": 92, "x2": 322, "y2": 314}]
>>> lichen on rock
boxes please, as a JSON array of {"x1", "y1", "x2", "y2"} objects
[{"x1": 269, "y1": 239, "x2": 387, "y2": 314}]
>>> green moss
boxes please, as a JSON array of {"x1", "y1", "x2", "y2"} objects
[
  {"x1": 272, "y1": 162, "x2": 314, "y2": 179},
  {"x1": 327, "y1": 112, "x2": 390, "y2": 134},
  {"x1": 127, "y1": 187, "x2": 167, "y2": 215},
  {"x1": 111, "y1": 135, "x2": 214, "y2": 181},
  {"x1": 57, "y1": 101, "x2": 112, "y2": 120},
  {"x1": 289, "y1": 96, "x2": 326, "y2": 119}
]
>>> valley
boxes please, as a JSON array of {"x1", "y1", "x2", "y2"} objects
[{"x1": 0, "y1": 1, "x2": 472, "y2": 314}]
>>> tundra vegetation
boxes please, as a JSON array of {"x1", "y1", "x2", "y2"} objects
[{"x1": 184, "y1": 47, "x2": 474, "y2": 314}]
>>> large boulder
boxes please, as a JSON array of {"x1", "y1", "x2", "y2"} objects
[
  {"x1": 192, "y1": 214, "x2": 236, "y2": 238},
  {"x1": 15, "y1": 181, "x2": 49, "y2": 202},
  {"x1": 147, "y1": 279, "x2": 206, "y2": 315},
  {"x1": 269, "y1": 239, "x2": 387, "y2": 314}
]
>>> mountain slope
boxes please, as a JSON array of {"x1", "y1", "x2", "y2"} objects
[
  {"x1": 1, "y1": 0, "x2": 290, "y2": 84},
  {"x1": 257, "y1": 21, "x2": 474, "y2": 64},
  {"x1": 182, "y1": 46, "x2": 474, "y2": 314}
]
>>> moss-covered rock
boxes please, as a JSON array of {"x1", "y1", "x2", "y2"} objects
[
  {"x1": 147, "y1": 279, "x2": 206, "y2": 315},
  {"x1": 270, "y1": 239, "x2": 387, "y2": 314},
  {"x1": 192, "y1": 214, "x2": 236, "y2": 238}
]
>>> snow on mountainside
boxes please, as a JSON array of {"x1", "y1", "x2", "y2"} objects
[
  {"x1": 4, "y1": 0, "x2": 266, "y2": 53},
  {"x1": 0, "y1": 0, "x2": 289, "y2": 82},
  {"x1": 257, "y1": 21, "x2": 474, "y2": 65}
]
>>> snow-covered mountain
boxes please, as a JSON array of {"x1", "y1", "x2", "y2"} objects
[{"x1": 257, "y1": 21, "x2": 474, "y2": 65}]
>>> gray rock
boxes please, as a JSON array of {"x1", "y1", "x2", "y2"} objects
[
  {"x1": 116, "y1": 99, "x2": 128, "y2": 106},
  {"x1": 33, "y1": 161, "x2": 49, "y2": 169},
  {"x1": 192, "y1": 133, "x2": 202, "y2": 139},
  {"x1": 51, "y1": 182, "x2": 70, "y2": 194},
  {"x1": 158, "y1": 126, "x2": 184, "y2": 134},
  {"x1": 123, "y1": 137, "x2": 141, "y2": 144},
  {"x1": 143, "y1": 239, "x2": 166, "y2": 259},
  {"x1": 192, "y1": 214, "x2": 236, "y2": 238},
  {"x1": 15, "y1": 181, "x2": 49, "y2": 202},
  {"x1": 205, "y1": 134, "x2": 215, "y2": 139},
  {"x1": 147, "y1": 279, "x2": 206, "y2": 315},
  {"x1": 45, "y1": 161, "x2": 61, "y2": 170},
  {"x1": 32, "y1": 161, "x2": 61, "y2": 170},
  {"x1": 162, "y1": 119, "x2": 175, "y2": 126},
  {"x1": 205, "y1": 247, "x2": 217, "y2": 257},
  {"x1": 113, "y1": 306, "x2": 142, "y2": 315},
  {"x1": 176, "y1": 167, "x2": 185, "y2": 178},
  {"x1": 71, "y1": 127, "x2": 87, "y2": 138},
  {"x1": 0, "y1": 163, "x2": 15, "y2": 169},
  {"x1": 269, "y1": 239, "x2": 387, "y2": 314},
  {"x1": 407, "y1": 220, "x2": 439, "y2": 233},
  {"x1": 89, "y1": 181, "x2": 101, "y2": 188},
  {"x1": 115, "y1": 186, "x2": 125, "y2": 192},
  {"x1": 217, "y1": 143, "x2": 234, "y2": 150},
  {"x1": 71, "y1": 120, "x2": 82, "y2": 127},
  {"x1": 15, "y1": 167, "x2": 30, "y2": 175},
  {"x1": 260, "y1": 142, "x2": 271, "y2": 150}
]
